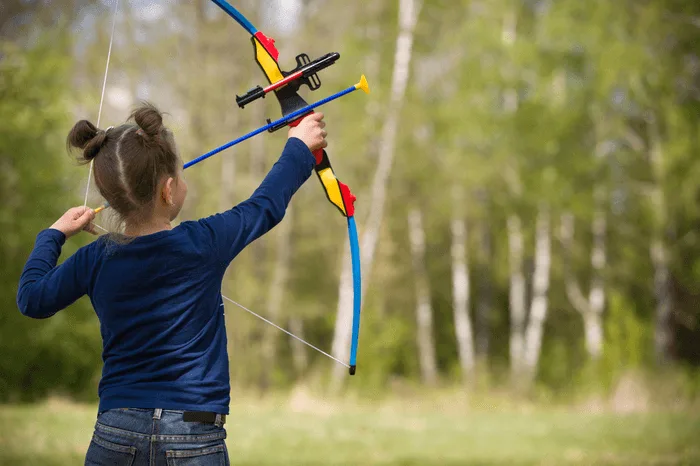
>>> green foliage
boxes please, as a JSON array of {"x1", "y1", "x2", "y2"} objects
[
  {"x1": 603, "y1": 290, "x2": 648, "y2": 385},
  {"x1": 0, "y1": 35, "x2": 101, "y2": 402}
]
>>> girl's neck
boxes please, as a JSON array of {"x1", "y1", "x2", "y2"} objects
[{"x1": 124, "y1": 217, "x2": 172, "y2": 237}]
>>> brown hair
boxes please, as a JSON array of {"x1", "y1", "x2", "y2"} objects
[{"x1": 67, "y1": 102, "x2": 181, "y2": 223}]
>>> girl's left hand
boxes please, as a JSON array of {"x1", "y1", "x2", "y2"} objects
[{"x1": 50, "y1": 206, "x2": 98, "y2": 238}]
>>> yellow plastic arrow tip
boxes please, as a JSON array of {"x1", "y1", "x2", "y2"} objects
[
  {"x1": 355, "y1": 74, "x2": 370, "y2": 94},
  {"x1": 94, "y1": 205, "x2": 106, "y2": 214}
]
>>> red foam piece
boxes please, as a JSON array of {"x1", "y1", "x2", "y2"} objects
[
  {"x1": 254, "y1": 31, "x2": 279, "y2": 62},
  {"x1": 339, "y1": 181, "x2": 356, "y2": 217}
]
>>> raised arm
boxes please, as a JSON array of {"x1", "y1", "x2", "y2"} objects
[
  {"x1": 199, "y1": 136, "x2": 315, "y2": 265},
  {"x1": 198, "y1": 113, "x2": 326, "y2": 265}
]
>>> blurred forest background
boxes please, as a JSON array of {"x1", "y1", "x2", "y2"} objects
[{"x1": 2, "y1": 0, "x2": 700, "y2": 464}]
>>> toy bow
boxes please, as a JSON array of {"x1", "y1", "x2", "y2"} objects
[{"x1": 211, "y1": 0, "x2": 363, "y2": 375}]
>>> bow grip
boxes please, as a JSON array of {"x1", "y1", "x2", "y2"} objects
[
  {"x1": 287, "y1": 110, "x2": 324, "y2": 165},
  {"x1": 287, "y1": 110, "x2": 356, "y2": 218}
]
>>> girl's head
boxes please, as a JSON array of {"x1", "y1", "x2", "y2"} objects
[{"x1": 68, "y1": 103, "x2": 187, "y2": 226}]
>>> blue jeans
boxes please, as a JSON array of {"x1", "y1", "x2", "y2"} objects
[{"x1": 85, "y1": 408, "x2": 229, "y2": 465}]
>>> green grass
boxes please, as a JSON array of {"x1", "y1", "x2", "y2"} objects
[{"x1": 1, "y1": 397, "x2": 699, "y2": 465}]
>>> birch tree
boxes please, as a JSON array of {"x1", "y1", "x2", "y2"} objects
[
  {"x1": 331, "y1": 0, "x2": 423, "y2": 385},
  {"x1": 408, "y1": 208, "x2": 438, "y2": 384},
  {"x1": 261, "y1": 208, "x2": 293, "y2": 385},
  {"x1": 522, "y1": 207, "x2": 552, "y2": 381},
  {"x1": 560, "y1": 204, "x2": 607, "y2": 361},
  {"x1": 451, "y1": 187, "x2": 475, "y2": 380},
  {"x1": 648, "y1": 116, "x2": 673, "y2": 364},
  {"x1": 508, "y1": 214, "x2": 526, "y2": 375}
]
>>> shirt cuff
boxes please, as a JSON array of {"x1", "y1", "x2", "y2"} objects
[
  {"x1": 39, "y1": 228, "x2": 67, "y2": 246},
  {"x1": 286, "y1": 137, "x2": 316, "y2": 166}
]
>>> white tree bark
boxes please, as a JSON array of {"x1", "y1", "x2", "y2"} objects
[
  {"x1": 648, "y1": 117, "x2": 672, "y2": 364},
  {"x1": 523, "y1": 208, "x2": 552, "y2": 381},
  {"x1": 261, "y1": 208, "x2": 293, "y2": 379},
  {"x1": 358, "y1": 0, "x2": 423, "y2": 296},
  {"x1": 508, "y1": 215, "x2": 526, "y2": 375},
  {"x1": 560, "y1": 201, "x2": 607, "y2": 361},
  {"x1": 475, "y1": 211, "x2": 492, "y2": 359},
  {"x1": 331, "y1": 0, "x2": 423, "y2": 384},
  {"x1": 408, "y1": 208, "x2": 438, "y2": 385},
  {"x1": 588, "y1": 199, "x2": 607, "y2": 356},
  {"x1": 500, "y1": 8, "x2": 529, "y2": 378},
  {"x1": 451, "y1": 188, "x2": 475, "y2": 379},
  {"x1": 651, "y1": 235, "x2": 672, "y2": 363}
]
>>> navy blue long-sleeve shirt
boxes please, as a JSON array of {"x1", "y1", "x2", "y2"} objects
[{"x1": 17, "y1": 138, "x2": 315, "y2": 414}]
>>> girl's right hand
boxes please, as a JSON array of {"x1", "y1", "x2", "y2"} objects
[
  {"x1": 50, "y1": 206, "x2": 97, "y2": 238},
  {"x1": 288, "y1": 112, "x2": 328, "y2": 153}
]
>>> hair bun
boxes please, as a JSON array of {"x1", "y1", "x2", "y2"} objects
[
  {"x1": 67, "y1": 120, "x2": 98, "y2": 150},
  {"x1": 67, "y1": 119, "x2": 108, "y2": 162},
  {"x1": 130, "y1": 102, "x2": 163, "y2": 139}
]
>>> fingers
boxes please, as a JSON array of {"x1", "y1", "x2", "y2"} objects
[
  {"x1": 70, "y1": 206, "x2": 91, "y2": 218},
  {"x1": 80, "y1": 209, "x2": 98, "y2": 236},
  {"x1": 305, "y1": 112, "x2": 324, "y2": 122},
  {"x1": 77, "y1": 208, "x2": 96, "y2": 227},
  {"x1": 83, "y1": 223, "x2": 98, "y2": 235},
  {"x1": 287, "y1": 112, "x2": 328, "y2": 153},
  {"x1": 300, "y1": 112, "x2": 325, "y2": 128},
  {"x1": 51, "y1": 206, "x2": 99, "y2": 238}
]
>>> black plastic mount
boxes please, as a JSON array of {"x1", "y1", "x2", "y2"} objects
[
  {"x1": 235, "y1": 52, "x2": 340, "y2": 110},
  {"x1": 235, "y1": 86, "x2": 265, "y2": 108},
  {"x1": 349, "y1": 365, "x2": 356, "y2": 375},
  {"x1": 295, "y1": 53, "x2": 322, "y2": 91},
  {"x1": 264, "y1": 109, "x2": 314, "y2": 133}
]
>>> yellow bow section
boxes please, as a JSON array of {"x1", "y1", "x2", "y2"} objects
[{"x1": 253, "y1": 36, "x2": 284, "y2": 84}]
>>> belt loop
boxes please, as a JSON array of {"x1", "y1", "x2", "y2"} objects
[
  {"x1": 153, "y1": 408, "x2": 162, "y2": 420},
  {"x1": 215, "y1": 414, "x2": 223, "y2": 427}
]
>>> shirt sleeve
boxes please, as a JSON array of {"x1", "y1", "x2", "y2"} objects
[
  {"x1": 16, "y1": 229, "x2": 94, "y2": 319},
  {"x1": 198, "y1": 137, "x2": 315, "y2": 265}
]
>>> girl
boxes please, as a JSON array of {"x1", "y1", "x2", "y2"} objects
[{"x1": 17, "y1": 103, "x2": 327, "y2": 465}]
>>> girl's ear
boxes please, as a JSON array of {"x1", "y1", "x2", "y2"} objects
[{"x1": 162, "y1": 177, "x2": 175, "y2": 206}]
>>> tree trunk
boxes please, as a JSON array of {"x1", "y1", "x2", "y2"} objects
[
  {"x1": 289, "y1": 316, "x2": 308, "y2": 375},
  {"x1": 523, "y1": 207, "x2": 552, "y2": 381},
  {"x1": 331, "y1": 0, "x2": 423, "y2": 385},
  {"x1": 648, "y1": 117, "x2": 673, "y2": 364},
  {"x1": 261, "y1": 208, "x2": 293, "y2": 387},
  {"x1": 249, "y1": 98, "x2": 269, "y2": 389},
  {"x1": 475, "y1": 209, "x2": 491, "y2": 359},
  {"x1": 583, "y1": 311, "x2": 604, "y2": 360},
  {"x1": 219, "y1": 130, "x2": 237, "y2": 212},
  {"x1": 408, "y1": 208, "x2": 438, "y2": 385},
  {"x1": 560, "y1": 199, "x2": 607, "y2": 361},
  {"x1": 474, "y1": 190, "x2": 493, "y2": 360},
  {"x1": 587, "y1": 190, "x2": 607, "y2": 358},
  {"x1": 451, "y1": 188, "x2": 475, "y2": 380},
  {"x1": 180, "y1": 1, "x2": 211, "y2": 221},
  {"x1": 501, "y1": 8, "x2": 528, "y2": 379},
  {"x1": 508, "y1": 214, "x2": 526, "y2": 376},
  {"x1": 651, "y1": 236, "x2": 672, "y2": 363}
]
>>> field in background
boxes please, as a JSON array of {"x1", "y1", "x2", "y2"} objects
[{"x1": 1, "y1": 392, "x2": 699, "y2": 466}]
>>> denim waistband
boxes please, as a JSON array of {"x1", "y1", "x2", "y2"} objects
[{"x1": 95, "y1": 408, "x2": 227, "y2": 439}]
